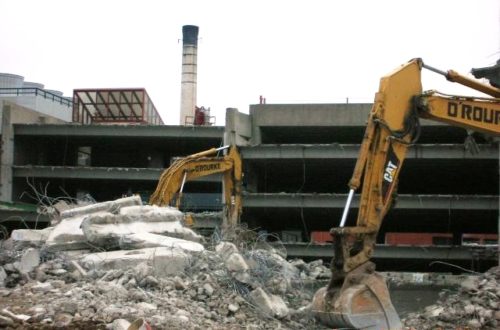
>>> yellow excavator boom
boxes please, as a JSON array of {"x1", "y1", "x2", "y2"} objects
[
  {"x1": 149, "y1": 145, "x2": 242, "y2": 229},
  {"x1": 312, "y1": 58, "x2": 500, "y2": 330}
]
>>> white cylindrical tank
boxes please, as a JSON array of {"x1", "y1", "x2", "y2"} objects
[
  {"x1": 23, "y1": 81, "x2": 45, "y2": 89},
  {"x1": 0, "y1": 73, "x2": 24, "y2": 88},
  {"x1": 45, "y1": 89, "x2": 64, "y2": 96}
]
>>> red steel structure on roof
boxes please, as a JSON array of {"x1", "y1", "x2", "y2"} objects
[{"x1": 72, "y1": 88, "x2": 164, "y2": 125}]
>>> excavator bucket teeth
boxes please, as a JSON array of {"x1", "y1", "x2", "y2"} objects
[{"x1": 312, "y1": 272, "x2": 402, "y2": 330}]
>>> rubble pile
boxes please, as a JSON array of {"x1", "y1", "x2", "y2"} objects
[
  {"x1": 0, "y1": 197, "x2": 331, "y2": 329},
  {"x1": 403, "y1": 266, "x2": 500, "y2": 330}
]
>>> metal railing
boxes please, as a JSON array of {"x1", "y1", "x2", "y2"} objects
[{"x1": 0, "y1": 88, "x2": 72, "y2": 107}]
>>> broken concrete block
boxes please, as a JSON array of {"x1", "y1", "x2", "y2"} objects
[
  {"x1": 44, "y1": 214, "x2": 99, "y2": 251},
  {"x1": 31, "y1": 281, "x2": 53, "y2": 293},
  {"x1": 1, "y1": 308, "x2": 31, "y2": 322},
  {"x1": 44, "y1": 198, "x2": 147, "y2": 251},
  {"x1": 41, "y1": 200, "x2": 71, "y2": 225},
  {"x1": 53, "y1": 200, "x2": 71, "y2": 214},
  {"x1": 111, "y1": 318, "x2": 131, "y2": 330},
  {"x1": 225, "y1": 252, "x2": 248, "y2": 272},
  {"x1": 464, "y1": 304, "x2": 476, "y2": 315},
  {"x1": 0, "y1": 267, "x2": 6, "y2": 287},
  {"x1": 225, "y1": 252, "x2": 252, "y2": 284},
  {"x1": 60, "y1": 196, "x2": 142, "y2": 219},
  {"x1": 10, "y1": 227, "x2": 53, "y2": 245},
  {"x1": 119, "y1": 233, "x2": 204, "y2": 252},
  {"x1": 460, "y1": 277, "x2": 479, "y2": 293},
  {"x1": 81, "y1": 208, "x2": 202, "y2": 248},
  {"x1": 424, "y1": 305, "x2": 444, "y2": 318},
  {"x1": 61, "y1": 196, "x2": 142, "y2": 219},
  {"x1": 228, "y1": 303, "x2": 239, "y2": 313},
  {"x1": 249, "y1": 287, "x2": 289, "y2": 318},
  {"x1": 203, "y1": 283, "x2": 214, "y2": 296},
  {"x1": 119, "y1": 205, "x2": 181, "y2": 221},
  {"x1": 136, "y1": 302, "x2": 157, "y2": 311},
  {"x1": 215, "y1": 241, "x2": 239, "y2": 259},
  {"x1": 249, "y1": 249, "x2": 299, "y2": 279},
  {"x1": 14, "y1": 248, "x2": 40, "y2": 274},
  {"x1": 80, "y1": 247, "x2": 190, "y2": 277}
]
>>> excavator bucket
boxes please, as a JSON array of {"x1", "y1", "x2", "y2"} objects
[{"x1": 311, "y1": 262, "x2": 402, "y2": 330}]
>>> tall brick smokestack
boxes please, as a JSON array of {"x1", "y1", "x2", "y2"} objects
[{"x1": 180, "y1": 25, "x2": 199, "y2": 125}]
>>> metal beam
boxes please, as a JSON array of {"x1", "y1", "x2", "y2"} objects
[
  {"x1": 14, "y1": 124, "x2": 224, "y2": 139},
  {"x1": 283, "y1": 243, "x2": 497, "y2": 260},
  {"x1": 107, "y1": 91, "x2": 129, "y2": 120},
  {"x1": 241, "y1": 144, "x2": 498, "y2": 160},
  {"x1": 243, "y1": 193, "x2": 498, "y2": 210},
  {"x1": 120, "y1": 90, "x2": 140, "y2": 119},
  {"x1": 13, "y1": 166, "x2": 221, "y2": 182}
]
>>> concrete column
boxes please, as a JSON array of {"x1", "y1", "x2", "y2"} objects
[
  {"x1": 0, "y1": 102, "x2": 13, "y2": 202},
  {"x1": 249, "y1": 108, "x2": 262, "y2": 146},
  {"x1": 224, "y1": 108, "x2": 252, "y2": 147}
]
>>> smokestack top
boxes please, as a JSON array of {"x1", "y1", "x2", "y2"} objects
[{"x1": 182, "y1": 25, "x2": 199, "y2": 46}]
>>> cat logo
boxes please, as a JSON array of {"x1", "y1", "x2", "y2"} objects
[{"x1": 383, "y1": 161, "x2": 398, "y2": 183}]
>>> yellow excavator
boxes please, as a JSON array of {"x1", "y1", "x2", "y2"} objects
[
  {"x1": 149, "y1": 145, "x2": 242, "y2": 230},
  {"x1": 312, "y1": 58, "x2": 500, "y2": 329}
]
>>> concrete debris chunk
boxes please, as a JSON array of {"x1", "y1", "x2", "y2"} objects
[
  {"x1": 80, "y1": 247, "x2": 190, "y2": 277},
  {"x1": 70, "y1": 260, "x2": 87, "y2": 277},
  {"x1": 249, "y1": 287, "x2": 289, "y2": 319},
  {"x1": 81, "y1": 207, "x2": 202, "y2": 248},
  {"x1": 1, "y1": 308, "x2": 31, "y2": 322},
  {"x1": 203, "y1": 283, "x2": 214, "y2": 296},
  {"x1": 60, "y1": 195, "x2": 142, "y2": 219},
  {"x1": 224, "y1": 251, "x2": 248, "y2": 273},
  {"x1": 424, "y1": 305, "x2": 444, "y2": 318},
  {"x1": 111, "y1": 318, "x2": 131, "y2": 330},
  {"x1": 461, "y1": 276, "x2": 479, "y2": 293},
  {"x1": 228, "y1": 303, "x2": 239, "y2": 313},
  {"x1": 10, "y1": 228, "x2": 53, "y2": 246},
  {"x1": 41, "y1": 200, "x2": 71, "y2": 225},
  {"x1": 0, "y1": 267, "x2": 6, "y2": 287},
  {"x1": 119, "y1": 204, "x2": 180, "y2": 220},
  {"x1": 14, "y1": 248, "x2": 40, "y2": 274},
  {"x1": 215, "y1": 241, "x2": 239, "y2": 259},
  {"x1": 44, "y1": 214, "x2": 101, "y2": 252},
  {"x1": 31, "y1": 281, "x2": 53, "y2": 293},
  {"x1": 225, "y1": 252, "x2": 251, "y2": 284},
  {"x1": 249, "y1": 249, "x2": 299, "y2": 278},
  {"x1": 44, "y1": 196, "x2": 142, "y2": 251},
  {"x1": 136, "y1": 302, "x2": 157, "y2": 311},
  {"x1": 119, "y1": 232, "x2": 204, "y2": 252}
]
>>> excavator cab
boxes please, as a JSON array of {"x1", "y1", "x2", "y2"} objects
[{"x1": 311, "y1": 58, "x2": 500, "y2": 329}]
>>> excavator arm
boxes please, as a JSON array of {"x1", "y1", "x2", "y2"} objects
[
  {"x1": 312, "y1": 58, "x2": 500, "y2": 329},
  {"x1": 149, "y1": 146, "x2": 242, "y2": 229}
]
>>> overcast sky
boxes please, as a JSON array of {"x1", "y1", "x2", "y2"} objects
[{"x1": 0, "y1": 0, "x2": 498, "y2": 125}]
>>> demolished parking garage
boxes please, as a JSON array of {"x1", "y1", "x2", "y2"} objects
[{"x1": 0, "y1": 196, "x2": 498, "y2": 329}]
